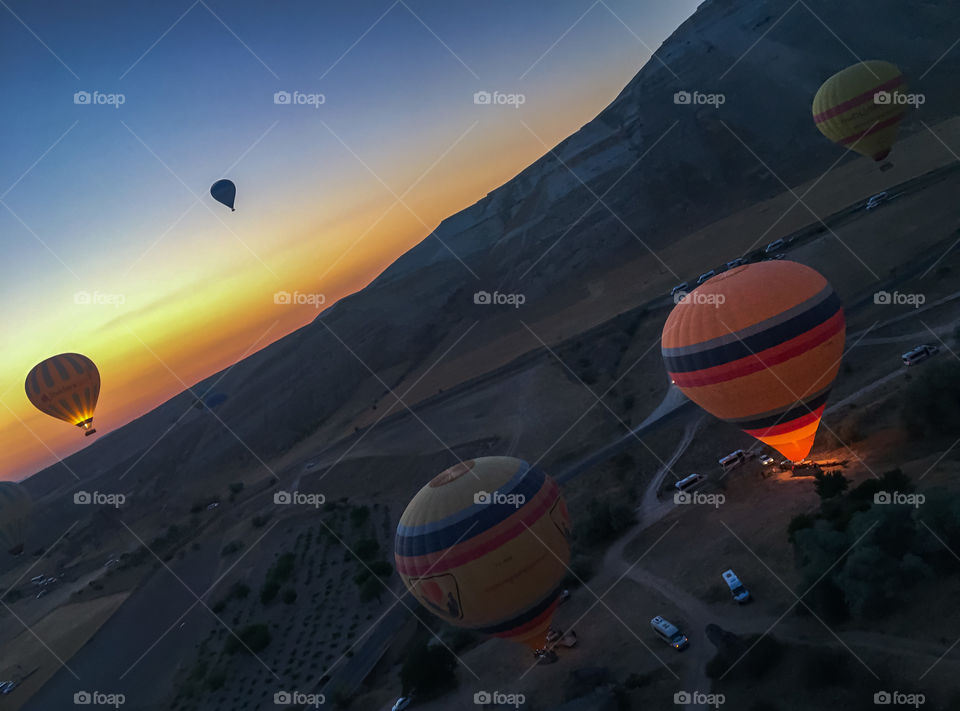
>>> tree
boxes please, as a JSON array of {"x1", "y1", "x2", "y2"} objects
[
  {"x1": 400, "y1": 639, "x2": 457, "y2": 697},
  {"x1": 814, "y1": 470, "x2": 848, "y2": 499}
]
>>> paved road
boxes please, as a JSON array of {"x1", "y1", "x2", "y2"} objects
[{"x1": 22, "y1": 539, "x2": 221, "y2": 711}]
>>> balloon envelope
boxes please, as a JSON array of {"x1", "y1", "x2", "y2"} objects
[
  {"x1": 395, "y1": 457, "x2": 571, "y2": 650},
  {"x1": 210, "y1": 179, "x2": 236, "y2": 210},
  {"x1": 662, "y1": 261, "x2": 845, "y2": 462},
  {"x1": 25, "y1": 353, "x2": 101, "y2": 435},
  {"x1": 813, "y1": 60, "x2": 907, "y2": 162},
  {"x1": 0, "y1": 482, "x2": 31, "y2": 555}
]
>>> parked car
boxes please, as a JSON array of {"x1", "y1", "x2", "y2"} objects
[
  {"x1": 30, "y1": 575, "x2": 44, "y2": 585},
  {"x1": 865, "y1": 191, "x2": 888, "y2": 210},
  {"x1": 759, "y1": 455, "x2": 776, "y2": 467},
  {"x1": 392, "y1": 697, "x2": 412, "y2": 711},
  {"x1": 206, "y1": 502, "x2": 220, "y2": 510},
  {"x1": 765, "y1": 239, "x2": 785, "y2": 253},
  {"x1": 697, "y1": 270, "x2": 715, "y2": 285},
  {"x1": 719, "y1": 449, "x2": 748, "y2": 473},
  {"x1": 902, "y1": 344, "x2": 939, "y2": 366},
  {"x1": 725, "y1": 258, "x2": 746, "y2": 270},
  {"x1": 0, "y1": 681, "x2": 16, "y2": 694},
  {"x1": 670, "y1": 282, "x2": 689, "y2": 298},
  {"x1": 36, "y1": 589, "x2": 48, "y2": 599},
  {"x1": 650, "y1": 616, "x2": 689, "y2": 650},
  {"x1": 722, "y1": 569, "x2": 751, "y2": 604},
  {"x1": 559, "y1": 589, "x2": 571, "y2": 605},
  {"x1": 674, "y1": 473, "x2": 705, "y2": 493}
]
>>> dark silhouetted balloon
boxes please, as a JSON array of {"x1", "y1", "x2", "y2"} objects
[{"x1": 210, "y1": 179, "x2": 236, "y2": 211}]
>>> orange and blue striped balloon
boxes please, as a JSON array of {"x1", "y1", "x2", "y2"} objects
[
  {"x1": 25, "y1": 353, "x2": 101, "y2": 436},
  {"x1": 395, "y1": 457, "x2": 570, "y2": 651},
  {"x1": 813, "y1": 60, "x2": 908, "y2": 162},
  {"x1": 662, "y1": 261, "x2": 845, "y2": 462}
]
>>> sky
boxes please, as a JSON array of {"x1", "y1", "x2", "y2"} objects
[{"x1": 0, "y1": 0, "x2": 702, "y2": 480}]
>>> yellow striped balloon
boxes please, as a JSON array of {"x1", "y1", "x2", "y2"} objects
[
  {"x1": 0, "y1": 482, "x2": 31, "y2": 556},
  {"x1": 813, "y1": 60, "x2": 908, "y2": 162},
  {"x1": 25, "y1": 353, "x2": 101, "y2": 436},
  {"x1": 395, "y1": 457, "x2": 570, "y2": 651},
  {"x1": 662, "y1": 261, "x2": 845, "y2": 462}
]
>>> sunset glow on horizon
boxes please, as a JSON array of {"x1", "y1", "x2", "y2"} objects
[{"x1": 1, "y1": 0, "x2": 701, "y2": 479}]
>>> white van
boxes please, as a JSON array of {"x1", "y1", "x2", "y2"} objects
[
  {"x1": 722, "y1": 569, "x2": 751, "y2": 604},
  {"x1": 674, "y1": 473, "x2": 704, "y2": 492},
  {"x1": 650, "y1": 616, "x2": 689, "y2": 650},
  {"x1": 718, "y1": 449, "x2": 748, "y2": 473}
]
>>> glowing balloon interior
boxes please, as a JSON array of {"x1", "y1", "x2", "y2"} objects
[
  {"x1": 662, "y1": 261, "x2": 845, "y2": 462},
  {"x1": 25, "y1": 353, "x2": 101, "y2": 436}
]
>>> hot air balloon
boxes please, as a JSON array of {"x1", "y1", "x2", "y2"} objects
[
  {"x1": 25, "y1": 353, "x2": 101, "y2": 436},
  {"x1": 813, "y1": 60, "x2": 908, "y2": 164},
  {"x1": 0, "y1": 482, "x2": 31, "y2": 556},
  {"x1": 662, "y1": 261, "x2": 845, "y2": 462},
  {"x1": 210, "y1": 179, "x2": 236, "y2": 211},
  {"x1": 395, "y1": 457, "x2": 571, "y2": 652}
]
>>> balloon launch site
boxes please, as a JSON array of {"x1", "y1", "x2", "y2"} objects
[{"x1": 3, "y1": 2, "x2": 960, "y2": 710}]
